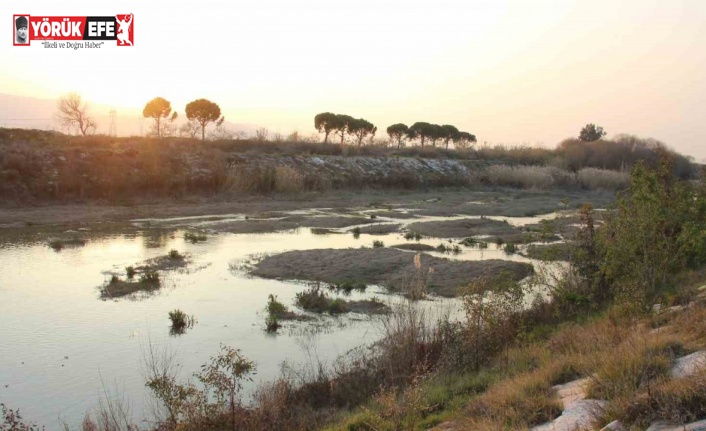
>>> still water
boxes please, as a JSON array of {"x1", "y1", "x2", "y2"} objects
[{"x1": 0, "y1": 209, "x2": 559, "y2": 429}]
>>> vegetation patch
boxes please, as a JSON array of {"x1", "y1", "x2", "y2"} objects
[
  {"x1": 435, "y1": 243, "x2": 462, "y2": 254},
  {"x1": 184, "y1": 231, "x2": 207, "y2": 243},
  {"x1": 390, "y1": 243, "x2": 436, "y2": 252},
  {"x1": 168, "y1": 309, "x2": 197, "y2": 335},
  {"x1": 48, "y1": 237, "x2": 86, "y2": 251},
  {"x1": 525, "y1": 242, "x2": 574, "y2": 261},
  {"x1": 357, "y1": 224, "x2": 401, "y2": 235},
  {"x1": 252, "y1": 248, "x2": 533, "y2": 297},
  {"x1": 294, "y1": 285, "x2": 388, "y2": 315},
  {"x1": 217, "y1": 216, "x2": 375, "y2": 234},
  {"x1": 100, "y1": 271, "x2": 161, "y2": 299},
  {"x1": 407, "y1": 218, "x2": 518, "y2": 239}
]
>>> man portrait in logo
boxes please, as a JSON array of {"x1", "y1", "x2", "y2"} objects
[{"x1": 15, "y1": 16, "x2": 29, "y2": 44}]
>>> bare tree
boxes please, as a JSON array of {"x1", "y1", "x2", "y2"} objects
[
  {"x1": 179, "y1": 120, "x2": 201, "y2": 139},
  {"x1": 254, "y1": 127, "x2": 269, "y2": 142},
  {"x1": 56, "y1": 92, "x2": 96, "y2": 136}
]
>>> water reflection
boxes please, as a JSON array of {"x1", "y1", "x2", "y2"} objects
[{"x1": 0, "y1": 209, "x2": 572, "y2": 430}]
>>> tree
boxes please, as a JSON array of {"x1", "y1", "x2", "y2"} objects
[
  {"x1": 441, "y1": 125, "x2": 459, "y2": 149},
  {"x1": 197, "y1": 344, "x2": 254, "y2": 431},
  {"x1": 179, "y1": 119, "x2": 201, "y2": 139},
  {"x1": 386, "y1": 123, "x2": 409, "y2": 149},
  {"x1": 314, "y1": 112, "x2": 338, "y2": 144},
  {"x1": 408, "y1": 122, "x2": 435, "y2": 148},
  {"x1": 333, "y1": 114, "x2": 354, "y2": 145},
  {"x1": 579, "y1": 123, "x2": 606, "y2": 142},
  {"x1": 455, "y1": 131, "x2": 477, "y2": 150},
  {"x1": 185, "y1": 99, "x2": 224, "y2": 141},
  {"x1": 56, "y1": 92, "x2": 96, "y2": 136},
  {"x1": 428, "y1": 124, "x2": 445, "y2": 147},
  {"x1": 143, "y1": 97, "x2": 178, "y2": 139},
  {"x1": 349, "y1": 118, "x2": 377, "y2": 146},
  {"x1": 597, "y1": 156, "x2": 706, "y2": 312}
]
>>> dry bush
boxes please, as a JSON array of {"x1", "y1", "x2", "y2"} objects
[
  {"x1": 484, "y1": 165, "x2": 576, "y2": 189},
  {"x1": 620, "y1": 370, "x2": 706, "y2": 428},
  {"x1": 577, "y1": 167, "x2": 629, "y2": 191},
  {"x1": 465, "y1": 368, "x2": 563, "y2": 429},
  {"x1": 274, "y1": 166, "x2": 304, "y2": 193},
  {"x1": 473, "y1": 144, "x2": 554, "y2": 166}
]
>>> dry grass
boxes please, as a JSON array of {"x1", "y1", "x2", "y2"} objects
[
  {"x1": 577, "y1": 167, "x2": 629, "y2": 191},
  {"x1": 464, "y1": 368, "x2": 564, "y2": 429},
  {"x1": 484, "y1": 165, "x2": 575, "y2": 189}
]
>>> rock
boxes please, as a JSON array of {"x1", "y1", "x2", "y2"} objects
[
  {"x1": 646, "y1": 420, "x2": 706, "y2": 430},
  {"x1": 531, "y1": 399, "x2": 606, "y2": 431},
  {"x1": 601, "y1": 420, "x2": 624, "y2": 430},
  {"x1": 671, "y1": 350, "x2": 706, "y2": 379},
  {"x1": 553, "y1": 377, "x2": 591, "y2": 407}
]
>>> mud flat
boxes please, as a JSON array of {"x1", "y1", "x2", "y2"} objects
[
  {"x1": 407, "y1": 218, "x2": 518, "y2": 239},
  {"x1": 251, "y1": 248, "x2": 533, "y2": 297},
  {"x1": 356, "y1": 223, "x2": 402, "y2": 235},
  {"x1": 216, "y1": 215, "x2": 375, "y2": 234}
]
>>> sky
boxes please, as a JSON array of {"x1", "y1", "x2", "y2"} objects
[{"x1": 1, "y1": 0, "x2": 706, "y2": 160}]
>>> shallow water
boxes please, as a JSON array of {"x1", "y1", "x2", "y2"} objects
[{"x1": 0, "y1": 209, "x2": 564, "y2": 429}]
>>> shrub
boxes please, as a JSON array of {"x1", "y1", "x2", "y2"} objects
[
  {"x1": 436, "y1": 243, "x2": 461, "y2": 254},
  {"x1": 274, "y1": 166, "x2": 304, "y2": 193},
  {"x1": 351, "y1": 227, "x2": 361, "y2": 239},
  {"x1": 125, "y1": 266, "x2": 136, "y2": 279},
  {"x1": 168, "y1": 309, "x2": 196, "y2": 335},
  {"x1": 484, "y1": 165, "x2": 575, "y2": 189},
  {"x1": 266, "y1": 294, "x2": 287, "y2": 318},
  {"x1": 404, "y1": 231, "x2": 422, "y2": 241},
  {"x1": 265, "y1": 315, "x2": 281, "y2": 333},
  {"x1": 184, "y1": 232, "x2": 207, "y2": 243},
  {"x1": 168, "y1": 249, "x2": 182, "y2": 259},
  {"x1": 372, "y1": 240, "x2": 384, "y2": 248},
  {"x1": 140, "y1": 271, "x2": 160, "y2": 284},
  {"x1": 0, "y1": 403, "x2": 44, "y2": 431},
  {"x1": 577, "y1": 167, "x2": 629, "y2": 190},
  {"x1": 504, "y1": 242, "x2": 517, "y2": 254},
  {"x1": 295, "y1": 286, "x2": 347, "y2": 314}
]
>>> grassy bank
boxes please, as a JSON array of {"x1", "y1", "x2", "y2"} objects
[
  {"x1": 0, "y1": 128, "x2": 697, "y2": 204},
  {"x1": 2, "y1": 154, "x2": 704, "y2": 431}
]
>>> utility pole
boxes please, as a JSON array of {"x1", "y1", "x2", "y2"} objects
[{"x1": 108, "y1": 109, "x2": 117, "y2": 137}]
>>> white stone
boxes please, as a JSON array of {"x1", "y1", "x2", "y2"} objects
[
  {"x1": 600, "y1": 420, "x2": 624, "y2": 431},
  {"x1": 530, "y1": 399, "x2": 606, "y2": 431},
  {"x1": 671, "y1": 350, "x2": 706, "y2": 379},
  {"x1": 646, "y1": 419, "x2": 706, "y2": 430}
]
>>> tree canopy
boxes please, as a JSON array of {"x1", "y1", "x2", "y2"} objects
[
  {"x1": 386, "y1": 123, "x2": 409, "y2": 149},
  {"x1": 349, "y1": 118, "x2": 377, "y2": 146},
  {"x1": 314, "y1": 112, "x2": 338, "y2": 144},
  {"x1": 185, "y1": 99, "x2": 224, "y2": 141},
  {"x1": 143, "y1": 97, "x2": 178, "y2": 139},
  {"x1": 579, "y1": 123, "x2": 606, "y2": 142},
  {"x1": 441, "y1": 125, "x2": 459, "y2": 149}
]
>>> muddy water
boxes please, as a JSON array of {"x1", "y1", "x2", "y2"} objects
[{"x1": 0, "y1": 209, "x2": 565, "y2": 429}]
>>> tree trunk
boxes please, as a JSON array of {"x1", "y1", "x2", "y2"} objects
[
  {"x1": 156, "y1": 118, "x2": 161, "y2": 139},
  {"x1": 201, "y1": 124, "x2": 206, "y2": 141},
  {"x1": 324, "y1": 131, "x2": 329, "y2": 144}
]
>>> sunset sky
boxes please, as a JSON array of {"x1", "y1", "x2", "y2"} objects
[{"x1": 1, "y1": 0, "x2": 705, "y2": 159}]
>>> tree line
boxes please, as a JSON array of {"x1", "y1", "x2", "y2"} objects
[
  {"x1": 56, "y1": 93, "x2": 225, "y2": 140},
  {"x1": 315, "y1": 112, "x2": 476, "y2": 149},
  {"x1": 142, "y1": 97, "x2": 224, "y2": 140}
]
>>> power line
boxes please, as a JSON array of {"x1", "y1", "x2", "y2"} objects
[{"x1": 0, "y1": 118, "x2": 54, "y2": 121}]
